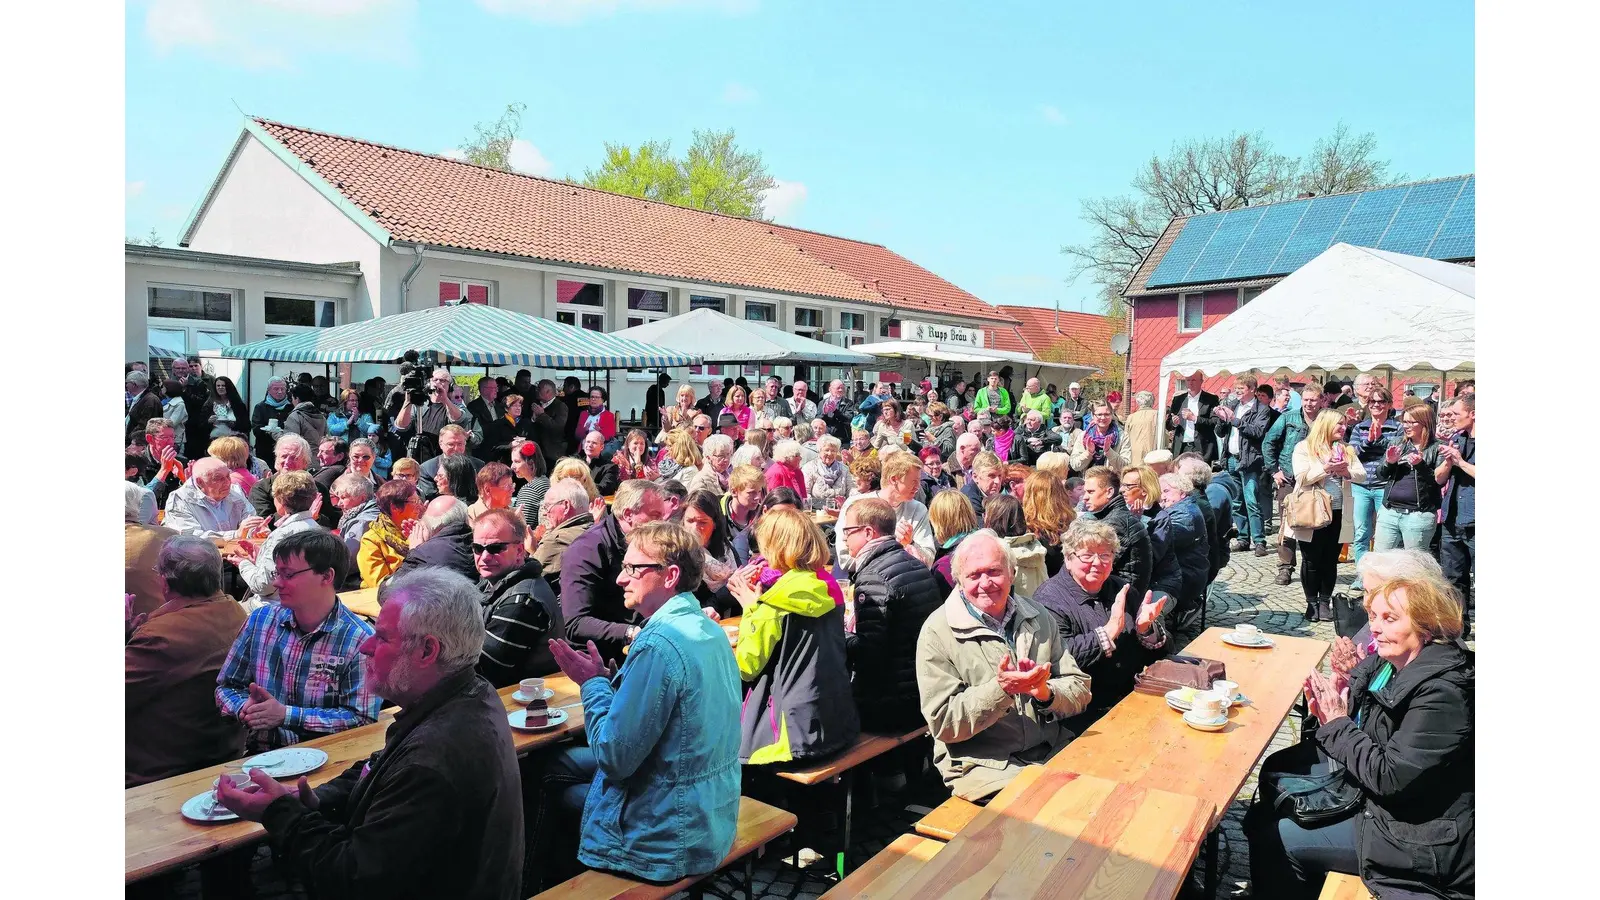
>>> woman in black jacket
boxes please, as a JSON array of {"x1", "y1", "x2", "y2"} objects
[
  {"x1": 250, "y1": 377, "x2": 293, "y2": 461},
  {"x1": 1080, "y1": 465, "x2": 1152, "y2": 599},
  {"x1": 1247, "y1": 571, "x2": 1473, "y2": 899},
  {"x1": 1375, "y1": 403, "x2": 1445, "y2": 552}
]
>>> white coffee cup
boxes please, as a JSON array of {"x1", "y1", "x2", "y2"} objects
[
  {"x1": 1235, "y1": 623, "x2": 1261, "y2": 638},
  {"x1": 518, "y1": 677, "x2": 545, "y2": 697},
  {"x1": 1192, "y1": 691, "x2": 1227, "y2": 719},
  {"x1": 1213, "y1": 680, "x2": 1240, "y2": 704}
]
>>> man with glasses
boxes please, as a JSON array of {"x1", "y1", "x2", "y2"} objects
[
  {"x1": 689, "y1": 413, "x2": 713, "y2": 446},
  {"x1": 472, "y1": 508, "x2": 563, "y2": 687},
  {"x1": 535, "y1": 521, "x2": 741, "y2": 887},
  {"x1": 562, "y1": 480, "x2": 670, "y2": 661},
  {"x1": 216, "y1": 529, "x2": 380, "y2": 754},
  {"x1": 229, "y1": 471, "x2": 324, "y2": 608}
]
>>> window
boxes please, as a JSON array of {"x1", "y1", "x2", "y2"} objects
[
  {"x1": 690, "y1": 294, "x2": 726, "y2": 313},
  {"x1": 557, "y1": 279, "x2": 605, "y2": 332},
  {"x1": 438, "y1": 279, "x2": 491, "y2": 305},
  {"x1": 1178, "y1": 294, "x2": 1204, "y2": 333},
  {"x1": 149, "y1": 286, "x2": 233, "y2": 322},
  {"x1": 1239, "y1": 286, "x2": 1267, "y2": 307},
  {"x1": 840, "y1": 312, "x2": 865, "y2": 332},
  {"x1": 265, "y1": 296, "x2": 338, "y2": 328},
  {"x1": 744, "y1": 301, "x2": 776, "y2": 323},
  {"x1": 794, "y1": 307, "x2": 821, "y2": 329},
  {"x1": 879, "y1": 317, "x2": 901, "y2": 338},
  {"x1": 626, "y1": 287, "x2": 670, "y2": 328}
]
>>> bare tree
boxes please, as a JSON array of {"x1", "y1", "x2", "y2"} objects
[
  {"x1": 1062, "y1": 127, "x2": 1395, "y2": 315},
  {"x1": 460, "y1": 102, "x2": 527, "y2": 172}
]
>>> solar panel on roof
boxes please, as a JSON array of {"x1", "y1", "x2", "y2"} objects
[{"x1": 1143, "y1": 175, "x2": 1474, "y2": 289}]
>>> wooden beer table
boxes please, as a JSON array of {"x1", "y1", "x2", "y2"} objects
[
  {"x1": 125, "y1": 675, "x2": 584, "y2": 883},
  {"x1": 336, "y1": 586, "x2": 380, "y2": 620},
  {"x1": 861, "y1": 767, "x2": 1212, "y2": 900}
]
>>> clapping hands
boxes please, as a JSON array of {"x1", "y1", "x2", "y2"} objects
[
  {"x1": 997, "y1": 652, "x2": 1052, "y2": 700},
  {"x1": 1305, "y1": 670, "x2": 1349, "y2": 725}
]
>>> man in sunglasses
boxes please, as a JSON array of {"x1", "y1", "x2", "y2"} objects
[
  {"x1": 472, "y1": 509, "x2": 563, "y2": 687},
  {"x1": 689, "y1": 413, "x2": 713, "y2": 446}
]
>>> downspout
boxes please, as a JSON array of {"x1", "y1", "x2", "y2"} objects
[{"x1": 397, "y1": 244, "x2": 426, "y2": 313}]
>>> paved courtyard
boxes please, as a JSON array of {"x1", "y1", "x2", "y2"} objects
[{"x1": 164, "y1": 545, "x2": 1468, "y2": 900}]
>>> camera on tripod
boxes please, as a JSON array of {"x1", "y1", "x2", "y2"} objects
[{"x1": 398, "y1": 350, "x2": 434, "y2": 405}]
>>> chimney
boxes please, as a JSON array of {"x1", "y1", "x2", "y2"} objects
[{"x1": 1298, "y1": 191, "x2": 1316, "y2": 199}]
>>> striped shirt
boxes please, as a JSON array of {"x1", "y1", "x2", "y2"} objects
[{"x1": 215, "y1": 600, "x2": 381, "y2": 753}]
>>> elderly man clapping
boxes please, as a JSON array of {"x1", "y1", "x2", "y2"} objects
[
  {"x1": 915, "y1": 529, "x2": 1092, "y2": 802},
  {"x1": 163, "y1": 457, "x2": 263, "y2": 540}
]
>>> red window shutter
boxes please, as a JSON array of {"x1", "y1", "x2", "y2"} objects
[
  {"x1": 690, "y1": 365, "x2": 703, "y2": 375},
  {"x1": 465, "y1": 284, "x2": 489, "y2": 304},
  {"x1": 760, "y1": 365, "x2": 772, "y2": 375},
  {"x1": 887, "y1": 322, "x2": 901, "y2": 338},
  {"x1": 438, "y1": 282, "x2": 461, "y2": 304}
]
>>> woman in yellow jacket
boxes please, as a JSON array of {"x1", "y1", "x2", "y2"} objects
[{"x1": 358, "y1": 479, "x2": 422, "y2": 589}]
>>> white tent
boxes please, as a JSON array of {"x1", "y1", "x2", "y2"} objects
[
  {"x1": 852, "y1": 339, "x2": 1101, "y2": 384},
  {"x1": 610, "y1": 307, "x2": 876, "y2": 365},
  {"x1": 1157, "y1": 243, "x2": 1475, "y2": 417}
]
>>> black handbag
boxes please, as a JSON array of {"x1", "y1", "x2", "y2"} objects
[
  {"x1": 1330, "y1": 592, "x2": 1367, "y2": 639},
  {"x1": 1267, "y1": 753, "x2": 1364, "y2": 826}
]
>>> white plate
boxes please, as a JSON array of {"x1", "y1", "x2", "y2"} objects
[
  {"x1": 242, "y1": 747, "x2": 328, "y2": 779},
  {"x1": 180, "y1": 789, "x2": 240, "y2": 823},
  {"x1": 1182, "y1": 710, "x2": 1229, "y2": 732},
  {"x1": 512, "y1": 688, "x2": 555, "y2": 703},
  {"x1": 1222, "y1": 632, "x2": 1276, "y2": 649},
  {"x1": 509, "y1": 707, "x2": 569, "y2": 732},
  {"x1": 1164, "y1": 687, "x2": 1198, "y2": 711}
]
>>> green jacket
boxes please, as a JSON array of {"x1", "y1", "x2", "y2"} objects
[
  {"x1": 972, "y1": 386, "x2": 1013, "y2": 417},
  {"x1": 1017, "y1": 391, "x2": 1053, "y2": 419},
  {"x1": 735, "y1": 569, "x2": 859, "y2": 764}
]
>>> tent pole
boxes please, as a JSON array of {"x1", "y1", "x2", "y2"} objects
[
  {"x1": 1156, "y1": 367, "x2": 1171, "y2": 452},
  {"x1": 1385, "y1": 366, "x2": 1394, "y2": 397}
]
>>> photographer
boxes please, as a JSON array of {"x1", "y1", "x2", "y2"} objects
[{"x1": 392, "y1": 363, "x2": 464, "y2": 464}]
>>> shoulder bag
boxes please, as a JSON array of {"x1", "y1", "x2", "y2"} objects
[{"x1": 1284, "y1": 482, "x2": 1333, "y2": 530}]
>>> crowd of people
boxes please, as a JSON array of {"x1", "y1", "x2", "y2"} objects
[{"x1": 125, "y1": 359, "x2": 1475, "y2": 899}]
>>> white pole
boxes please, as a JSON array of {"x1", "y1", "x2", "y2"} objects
[{"x1": 1156, "y1": 365, "x2": 1171, "y2": 453}]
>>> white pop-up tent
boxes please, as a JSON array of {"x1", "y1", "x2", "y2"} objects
[
  {"x1": 611, "y1": 307, "x2": 877, "y2": 366},
  {"x1": 1156, "y1": 242, "x2": 1475, "y2": 416}
]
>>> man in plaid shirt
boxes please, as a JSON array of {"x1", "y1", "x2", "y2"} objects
[{"x1": 216, "y1": 529, "x2": 381, "y2": 753}]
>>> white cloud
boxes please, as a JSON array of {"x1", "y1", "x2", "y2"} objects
[
  {"x1": 143, "y1": 0, "x2": 417, "y2": 70},
  {"x1": 476, "y1": 0, "x2": 758, "y2": 25},
  {"x1": 721, "y1": 81, "x2": 758, "y2": 104},
  {"x1": 439, "y1": 140, "x2": 554, "y2": 177},
  {"x1": 1040, "y1": 104, "x2": 1066, "y2": 126},
  {"x1": 127, "y1": 181, "x2": 147, "y2": 200},
  {"x1": 760, "y1": 179, "x2": 807, "y2": 223}
]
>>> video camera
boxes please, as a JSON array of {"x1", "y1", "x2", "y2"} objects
[{"x1": 398, "y1": 350, "x2": 434, "y2": 406}]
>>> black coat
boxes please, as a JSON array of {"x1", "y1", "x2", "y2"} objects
[
  {"x1": 1086, "y1": 494, "x2": 1152, "y2": 600},
  {"x1": 475, "y1": 560, "x2": 564, "y2": 687},
  {"x1": 961, "y1": 479, "x2": 989, "y2": 519},
  {"x1": 586, "y1": 456, "x2": 621, "y2": 496},
  {"x1": 1187, "y1": 489, "x2": 1220, "y2": 586},
  {"x1": 476, "y1": 412, "x2": 524, "y2": 464},
  {"x1": 395, "y1": 520, "x2": 478, "y2": 584},
  {"x1": 1167, "y1": 390, "x2": 1222, "y2": 461},
  {"x1": 1143, "y1": 507, "x2": 1185, "y2": 600},
  {"x1": 846, "y1": 538, "x2": 944, "y2": 733},
  {"x1": 1013, "y1": 424, "x2": 1063, "y2": 466},
  {"x1": 1315, "y1": 642, "x2": 1474, "y2": 899},
  {"x1": 1032, "y1": 571, "x2": 1162, "y2": 730},
  {"x1": 560, "y1": 513, "x2": 638, "y2": 662},
  {"x1": 250, "y1": 399, "x2": 291, "y2": 462},
  {"x1": 1231, "y1": 400, "x2": 1279, "y2": 472},
  {"x1": 1151, "y1": 498, "x2": 1209, "y2": 607}
]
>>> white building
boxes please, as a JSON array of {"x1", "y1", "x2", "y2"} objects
[{"x1": 135, "y1": 116, "x2": 1028, "y2": 415}]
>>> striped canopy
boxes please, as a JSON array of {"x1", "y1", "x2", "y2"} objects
[{"x1": 220, "y1": 302, "x2": 699, "y2": 368}]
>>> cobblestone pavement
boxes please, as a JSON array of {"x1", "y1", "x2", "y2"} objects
[{"x1": 165, "y1": 545, "x2": 1470, "y2": 900}]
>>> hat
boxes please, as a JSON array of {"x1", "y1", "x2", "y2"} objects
[
  {"x1": 1143, "y1": 449, "x2": 1173, "y2": 465},
  {"x1": 717, "y1": 413, "x2": 740, "y2": 429},
  {"x1": 1068, "y1": 382, "x2": 1080, "y2": 391}
]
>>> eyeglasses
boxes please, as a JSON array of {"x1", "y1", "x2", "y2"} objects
[
  {"x1": 620, "y1": 562, "x2": 666, "y2": 578},
  {"x1": 840, "y1": 523, "x2": 873, "y2": 537},
  {"x1": 470, "y1": 541, "x2": 513, "y2": 556},
  {"x1": 1073, "y1": 551, "x2": 1114, "y2": 565},
  {"x1": 395, "y1": 472, "x2": 418, "y2": 481},
  {"x1": 693, "y1": 424, "x2": 710, "y2": 432},
  {"x1": 272, "y1": 565, "x2": 318, "y2": 583}
]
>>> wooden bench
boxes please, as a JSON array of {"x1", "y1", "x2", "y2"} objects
[
  {"x1": 1319, "y1": 872, "x2": 1374, "y2": 900},
  {"x1": 912, "y1": 795, "x2": 980, "y2": 841},
  {"x1": 768, "y1": 726, "x2": 928, "y2": 875},
  {"x1": 530, "y1": 796, "x2": 796, "y2": 900},
  {"x1": 821, "y1": 833, "x2": 943, "y2": 898}
]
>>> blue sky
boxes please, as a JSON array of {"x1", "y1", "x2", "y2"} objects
[{"x1": 125, "y1": 0, "x2": 1473, "y2": 313}]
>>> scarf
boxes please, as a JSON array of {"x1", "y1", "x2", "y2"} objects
[
  {"x1": 1086, "y1": 423, "x2": 1120, "y2": 450},
  {"x1": 366, "y1": 513, "x2": 411, "y2": 560},
  {"x1": 755, "y1": 563, "x2": 846, "y2": 606},
  {"x1": 261, "y1": 393, "x2": 290, "y2": 410}
]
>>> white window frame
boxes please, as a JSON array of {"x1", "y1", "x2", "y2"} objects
[
  {"x1": 437, "y1": 277, "x2": 495, "y2": 306},
  {"x1": 1178, "y1": 293, "x2": 1204, "y2": 333},
  {"x1": 624, "y1": 286, "x2": 671, "y2": 329},
  {"x1": 793, "y1": 305, "x2": 822, "y2": 331},
  {"x1": 743, "y1": 300, "x2": 777, "y2": 323},
  {"x1": 1237, "y1": 286, "x2": 1267, "y2": 308},
  {"x1": 878, "y1": 316, "x2": 902, "y2": 339},
  {"x1": 839, "y1": 310, "x2": 866, "y2": 346},
  {"x1": 556, "y1": 279, "x2": 607, "y2": 333},
  {"x1": 689, "y1": 293, "x2": 728, "y2": 314},
  {"x1": 147, "y1": 282, "x2": 240, "y2": 362},
  {"x1": 263, "y1": 292, "x2": 343, "y2": 335}
]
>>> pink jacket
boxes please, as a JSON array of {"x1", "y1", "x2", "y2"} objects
[{"x1": 765, "y1": 460, "x2": 808, "y2": 500}]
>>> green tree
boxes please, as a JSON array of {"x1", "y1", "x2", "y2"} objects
[
  {"x1": 460, "y1": 102, "x2": 527, "y2": 172},
  {"x1": 581, "y1": 129, "x2": 776, "y2": 219},
  {"x1": 1061, "y1": 125, "x2": 1399, "y2": 316}
]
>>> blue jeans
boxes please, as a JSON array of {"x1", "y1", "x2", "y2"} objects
[
  {"x1": 1375, "y1": 506, "x2": 1437, "y2": 552},
  {"x1": 1227, "y1": 459, "x2": 1266, "y2": 545},
  {"x1": 1349, "y1": 482, "x2": 1385, "y2": 567}
]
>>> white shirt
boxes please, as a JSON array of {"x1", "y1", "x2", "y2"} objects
[
  {"x1": 1228, "y1": 398, "x2": 1254, "y2": 456},
  {"x1": 1183, "y1": 393, "x2": 1201, "y2": 442}
]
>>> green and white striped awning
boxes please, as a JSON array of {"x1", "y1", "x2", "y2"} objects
[{"x1": 220, "y1": 303, "x2": 699, "y2": 368}]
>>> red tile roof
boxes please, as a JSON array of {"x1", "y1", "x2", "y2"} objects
[
  {"x1": 986, "y1": 305, "x2": 1118, "y2": 368},
  {"x1": 246, "y1": 119, "x2": 1012, "y2": 323}
]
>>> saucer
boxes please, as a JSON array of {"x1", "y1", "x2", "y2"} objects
[
  {"x1": 509, "y1": 707, "x2": 568, "y2": 732},
  {"x1": 180, "y1": 790, "x2": 241, "y2": 823},
  {"x1": 512, "y1": 688, "x2": 555, "y2": 703},
  {"x1": 1164, "y1": 687, "x2": 1198, "y2": 711},
  {"x1": 1182, "y1": 710, "x2": 1229, "y2": 732},
  {"x1": 1222, "y1": 632, "x2": 1275, "y2": 649},
  {"x1": 243, "y1": 747, "x2": 327, "y2": 779}
]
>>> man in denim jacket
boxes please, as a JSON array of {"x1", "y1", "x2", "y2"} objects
[{"x1": 542, "y1": 522, "x2": 741, "y2": 886}]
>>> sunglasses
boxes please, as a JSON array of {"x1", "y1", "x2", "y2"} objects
[{"x1": 470, "y1": 542, "x2": 514, "y2": 556}]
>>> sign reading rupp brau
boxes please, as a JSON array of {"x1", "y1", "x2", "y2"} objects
[{"x1": 902, "y1": 320, "x2": 984, "y2": 347}]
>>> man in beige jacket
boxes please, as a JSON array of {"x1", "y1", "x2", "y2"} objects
[
  {"x1": 915, "y1": 530, "x2": 1092, "y2": 802},
  {"x1": 1123, "y1": 390, "x2": 1163, "y2": 469}
]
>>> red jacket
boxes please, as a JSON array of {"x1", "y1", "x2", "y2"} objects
[
  {"x1": 572, "y1": 407, "x2": 617, "y2": 443},
  {"x1": 765, "y1": 459, "x2": 808, "y2": 500}
]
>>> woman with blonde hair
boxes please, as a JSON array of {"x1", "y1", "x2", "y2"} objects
[
  {"x1": 1035, "y1": 450, "x2": 1071, "y2": 482},
  {"x1": 720, "y1": 384, "x2": 753, "y2": 431},
  {"x1": 1022, "y1": 470, "x2": 1075, "y2": 577},
  {"x1": 1289, "y1": 408, "x2": 1367, "y2": 622},
  {"x1": 928, "y1": 488, "x2": 980, "y2": 594},
  {"x1": 207, "y1": 434, "x2": 258, "y2": 494},
  {"x1": 657, "y1": 428, "x2": 703, "y2": 486},
  {"x1": 657, "y1": 383, "x2": 699, "y2": 441},
  {"x1": 549, "y1": 457, "x2": 601, "y2": 501},
  {"x1": 726, "y1": 508, "x2": 858, "y2": 765},
  {"x1": 1117, "y1": 465, "x2": 1162, "y2": 519}
]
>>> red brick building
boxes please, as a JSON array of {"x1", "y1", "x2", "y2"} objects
[{"x1": 1120, "y1": 176, "x2": 1475, "y2": 399}]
